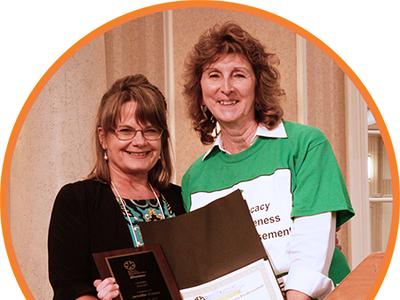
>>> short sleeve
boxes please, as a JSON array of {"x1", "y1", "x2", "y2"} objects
[{"x1": 291, "y1": 134, "x2": 354, "y2": 227}]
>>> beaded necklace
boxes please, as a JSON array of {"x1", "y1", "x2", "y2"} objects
[{"x1": 111, "y1": 181, "x2": 165, "y2": 246}]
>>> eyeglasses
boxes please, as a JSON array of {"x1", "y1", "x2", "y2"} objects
[{"x1": 113, "y1": 127, "x2": 164, "y2": 141}]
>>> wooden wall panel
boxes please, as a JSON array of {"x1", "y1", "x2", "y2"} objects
[{"x1": 104, "y1": 13, "x2": 165, "y2": 92}]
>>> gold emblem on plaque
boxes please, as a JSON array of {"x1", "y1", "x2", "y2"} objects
[{"x1": 123, "y1": 260, "x2": 137, "y2": 279}]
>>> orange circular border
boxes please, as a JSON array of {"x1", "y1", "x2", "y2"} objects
[{"x1": 1, "y1": 1, "x2": 398, "y2": 299}]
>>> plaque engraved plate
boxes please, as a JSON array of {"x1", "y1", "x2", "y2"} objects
[{"x1": 93, "y1": 244, "x2": 181, "y2": 300}]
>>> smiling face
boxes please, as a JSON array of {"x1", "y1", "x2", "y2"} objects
[
  {"x1": 200, "y1": 53, "x2": 257, "y2": 128},
  {"x1": 98, "y1": 101, "x2": 162, "y2": 180}
]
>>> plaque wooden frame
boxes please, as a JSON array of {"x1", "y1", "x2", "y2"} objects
[{"x1": 93, "y1": 244, "x2": 182, "y2": 300}]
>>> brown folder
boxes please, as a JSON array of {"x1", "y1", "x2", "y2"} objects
[{"x1": 139, "y1": 189, "x2": 267, "y2": 289}]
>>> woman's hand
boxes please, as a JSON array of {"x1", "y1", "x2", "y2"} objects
[
  {"x1": 93, "y1": 277, "x2": 120, "y2": 300},
  {"x1": 286, "y1": 289, "x2": 312, "y2": 300}
]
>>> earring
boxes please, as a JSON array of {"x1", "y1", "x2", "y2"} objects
[
  {"x1": 201, "y1": 105, "x2": 215, "y2": 122},
  {"x1": 103, "y1": 151, "x2": 108, "y2": 161},
  {"x1": 201, "y1": 105, "x2": 208, "y2": 119},
  {"x1": 200, "y1": 105, "x2": 216, "y2": 125}
]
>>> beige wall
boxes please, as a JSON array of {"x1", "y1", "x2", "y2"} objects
[
  {"x1": 104, "y1": 12, "x2": 165, "y2": 89},
  {"x1": 9, "y1": 7, "x2": 353, "y2": 299},
  {"x1": 10, "y1": 36, "x2": 107, "y2": 299}
]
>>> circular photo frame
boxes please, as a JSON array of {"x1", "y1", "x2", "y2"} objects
[{"x1": 1, "y1": 1, "x2": 398, "y2": 299}]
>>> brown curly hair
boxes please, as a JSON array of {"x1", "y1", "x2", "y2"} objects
[
  {"x1": 88, "y1": 74, "x2": 172, "y2": 190},
  {"x1": 183, "y1": 22, "x2": 285, "y2": 144}
]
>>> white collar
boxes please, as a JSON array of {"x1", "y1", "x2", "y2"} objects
[{"x1": 202, "y1": 121, "x2": 287, "y2": 160}]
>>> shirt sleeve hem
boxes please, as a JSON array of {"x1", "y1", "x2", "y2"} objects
[{"x1": 284, "y1": 265, "x2": 334, "y2": 299}]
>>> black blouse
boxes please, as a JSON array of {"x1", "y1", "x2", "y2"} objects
[{"x1": 48, "y1": 179, "x2": 184, "y2": 299}]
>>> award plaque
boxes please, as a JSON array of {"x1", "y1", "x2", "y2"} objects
[{"x1": 93, "y1": 244, "x2": 182, "y2": 300}]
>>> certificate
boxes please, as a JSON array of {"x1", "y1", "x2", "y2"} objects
[
  {"x1": 93, "y1": 244, "x2": 182, "y2": 300},
  {"x1": 139, "y1": 190, "x2": 285, "y2": 299},
  {"x1": 180, "y1": 259, "x2": 284, "y2": 300}
]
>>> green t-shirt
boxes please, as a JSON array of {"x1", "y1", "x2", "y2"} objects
[{"x1": 182, "y1": 121, "x2": 354, "y2": 283}]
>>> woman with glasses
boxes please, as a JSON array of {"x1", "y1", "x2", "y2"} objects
[{"x1": 48, "y1": 74, "x2": 184, "y2": 300}]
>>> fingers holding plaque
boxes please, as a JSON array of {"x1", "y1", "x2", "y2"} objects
[{"x1": 93, "y1": 244, "x2": 182, "y2": 300}]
